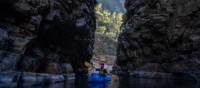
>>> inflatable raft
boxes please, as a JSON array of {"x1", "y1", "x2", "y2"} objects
[{"x1": 88, "y1": 73, "x2": 111, "y2": 83}]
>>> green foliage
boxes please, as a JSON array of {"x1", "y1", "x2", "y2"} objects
[
  {"x1": 94, "y1": 4, "x2": 123, "y2": 56},
  {"x1": 97, "y1": 26, "x2": 106, "y2": 33},
  {"x1": 95, "y1": 4, "x2": 123, "y2": 39}
]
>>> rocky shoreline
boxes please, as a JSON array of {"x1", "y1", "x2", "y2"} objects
[{"x1": 0, "y1": 72, "x2": 75, "y2": 84}]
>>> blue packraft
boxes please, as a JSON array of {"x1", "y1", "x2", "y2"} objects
[{"x1": 88, "y1": 73, "x2": 111, "y2": 83}]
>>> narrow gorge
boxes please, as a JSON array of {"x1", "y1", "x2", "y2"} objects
[{"x1": 0, "y1": 0, "x2": 200, "y2": 87}]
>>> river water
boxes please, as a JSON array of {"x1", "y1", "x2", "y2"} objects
[{"x1": 0, "y1": 76, "x2": 198, "y2": 88}]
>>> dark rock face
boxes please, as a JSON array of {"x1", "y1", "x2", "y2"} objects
[
  {"x1": 0, "y1": 0, "x2": 96, "y2": 74},
  {"x1": 118, "y1": 0, "x2": 200, "y2": 73}
]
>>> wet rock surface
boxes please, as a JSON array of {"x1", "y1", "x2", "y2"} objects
[
  {"x1": 0, "y1": 0, "x2": 96, "y2": 74},
  {"x1": 117, "y1": 0, "x2": 200, "y2": 75}
]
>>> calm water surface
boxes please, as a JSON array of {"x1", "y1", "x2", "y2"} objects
[{"x1": 0, "y1": 76, "x2": 198, "y2": 88}]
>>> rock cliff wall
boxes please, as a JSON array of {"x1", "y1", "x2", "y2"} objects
[
  {"x1": 118, "y1": 0, "x2": 200, "y2": 73},
  {"x1": 0, "y1": 0, "x2": 96, "y2": 74}
]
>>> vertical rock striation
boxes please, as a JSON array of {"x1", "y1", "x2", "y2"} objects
[
  {"x1": 0, "y1": 0, "x2": 96, "y2": 74},
  {"x1": 118, "y1": 0, "x2": 200, "y2": 73}
]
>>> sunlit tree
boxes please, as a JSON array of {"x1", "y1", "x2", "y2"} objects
[{"x1": 95, "y1": 4, "x2": 123, "y2": 38}]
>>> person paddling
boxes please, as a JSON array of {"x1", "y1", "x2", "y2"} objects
[{"x1": 100, "y1": 63, "x2": 108, "y2": 76}]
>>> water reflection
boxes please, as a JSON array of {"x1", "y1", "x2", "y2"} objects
[
  {"x1": 0, "y1": 76, "x2": 199, "y2": 88},
  {"x1": 118, "y1": 76, "x2": 130, "y2": 88},
  {"x1": 125, "y1": 76, "x2": 200, "y2": 88},
  {"x1": 75, "y1": 75, "x2": 88, "y2": 88},
  {"x1": 88, "y1": 82, "x2": 109, "y2": 88}
]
